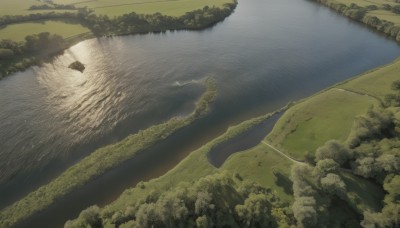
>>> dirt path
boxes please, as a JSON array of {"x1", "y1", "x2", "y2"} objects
[{"x1": 261, "y1": 141, "x2": 303, "y2": 164}]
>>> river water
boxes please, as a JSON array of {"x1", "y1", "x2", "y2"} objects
[{"x1": 1, "y1": 0, "x2": 400, "y2": 226}]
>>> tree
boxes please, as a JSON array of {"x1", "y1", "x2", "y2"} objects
[
  {"x1": 292, "y1": 196, "x2": 317, "y2": 227},
  {"x1": 195, "y1": 191, "x2": 213, "y2": 215},
  {"x1": 315, "y1": 140, "x2": 352, "y2": 165},
  {"x1": 313, "y1": 159, "x2": 340, "y2": 178},
  {"x1": 235, "y1": 193, "x2": 272, "y2": 227},
  {"x1": 0, "y1": 49, "x2": 14, "y2": 59},
  {"x1": 320, "y1": 174, "x2": 346, "y2": 198}
]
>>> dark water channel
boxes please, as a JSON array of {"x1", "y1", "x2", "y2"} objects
[
  {"x1": 208, "y1": 112, "x2": 283, "y2": 168},
  {"x1": 1, "y1": 0, "x2": 400, "y2": 226}
]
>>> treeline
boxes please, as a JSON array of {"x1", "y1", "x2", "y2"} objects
[
  {"x1": 81, "y1": 3, "x2": 237, "y2": 35},
  {"x1": 313, "y1": 0, "x2": 400, "y2": 42},
  {"x1": 0, "y1": 33, "x2": 66, "y2": 76},
  {"x1": 29, "y1": 4, "x2": 77, "y2": 11},
  {"x1": 65, "y1": 172, "x2": 294, "y2": 228},
  {"x1": 0, "y1": 11, "x2": 82, "y2": 26},
  {"x1": 292, "y1": 80, "x2": 400, "y2": 227}
]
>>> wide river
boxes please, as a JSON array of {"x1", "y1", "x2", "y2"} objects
[{"x1": 1, "y1": 0, "x2": 400, "y2": 226}]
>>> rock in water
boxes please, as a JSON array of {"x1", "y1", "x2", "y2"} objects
[{"x1": 68, "y1": 61, "x2": 85, "y2": 72}]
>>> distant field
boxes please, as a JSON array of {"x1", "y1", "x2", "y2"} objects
[
  {"x1": 266, "y1": 89, "x2": 379, "y2": 159},
  {"x1": 0, "y1": 0, "x2": 77, "y2": 16},
  {"x1": 0, "y1": 20, "x2": 90, "y2": 41},
  {"x1": 53, "y1": 0, "x2": 233, "y2": 16},
  {"x1": 334, "y1": 0, "x2": 398, "y2": 7}
]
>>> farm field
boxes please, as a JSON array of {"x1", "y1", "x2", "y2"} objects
[
  {"x1": 53, "y1": 0, "x2": 233, "y2": 16},
  {"x1": 0, "y1": 20, "x2": 90, "y2": 41},
  {"x1": 0, "y1": 0, "x2": 77, "y2": 16}
]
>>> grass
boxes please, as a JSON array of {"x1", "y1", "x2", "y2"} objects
[
  {"x1": 340, "y1": 171, "x2": 385, "y2": 213},
  {"x1": 0, "y1": 20, "x2": 91, "y2": 42},
  {"x1": 0, "y1": 78, "x2": 217, "y2": 228},
  {"x1": 339, "y1": 58, "x2": 400, "y2": 100},
  {"x1": 52, "y1": 0, "x2": 234, "y2": 17},
  {"x1": 266, "y1": 89, "x2": 379, "y2": 159},
  {"x1": 221, "y1": 144, "x2": 294, "y2": 202}
]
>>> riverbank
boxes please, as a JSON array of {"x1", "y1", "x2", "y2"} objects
[
  {"x1": 0, "y1": 77, "x2": 217, "y2": 227},
  {"x1": 312, "y1": 0, "x2": 400, "y2": 42},
  {"x1": 0, "y1": 0, "x2": 237, "y2": 79}
]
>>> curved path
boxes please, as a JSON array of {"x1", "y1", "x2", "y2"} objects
[{"x1": 261, "y1": 141, "x2": 303, "y2": 164}]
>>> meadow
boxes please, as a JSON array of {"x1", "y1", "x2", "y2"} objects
[
  {"x1": 266, "y1": 89, "x2": 380, "y2": 159},
  {"x1": 0, "y1": 20, "x2": 90, "y2": 41}
]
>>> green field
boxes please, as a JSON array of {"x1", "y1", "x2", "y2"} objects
[
  {"x1": 0, "y1": 20, "x2": 90, "y2": 41},
  {"x1": 0, "y1": 0, "x2": 77, "y2": 16},
  {"x1": 266, "y1": 89, "x2": 380, "y2": 159},
  {"x1": 53, "y1": 0, "x2": 233, "y2": 17}
]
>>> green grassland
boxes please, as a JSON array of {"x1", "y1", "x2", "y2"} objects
[
  {"x1": 266, "y1": 89, "x2": 380, "y2": 159},
  {"x1": 53, "y1": 0, "x2": 233, "y2": 17},
  {"x1": 265, "y1": 58, "x2": 400, "y2": 161},
  {"x1": 0, "y1": 20, "x2": 90, "y2": 41}
]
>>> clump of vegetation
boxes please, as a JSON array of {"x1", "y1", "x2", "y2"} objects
[
  {"x1": 0, "y1": 32, "x2": 66, "y2": 77},
  {"x1": 68, "y1": 60, "x2": 85, "y2": 72}
]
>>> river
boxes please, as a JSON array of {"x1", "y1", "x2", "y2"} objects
[{"x1": 1, "y1": 0, "x2": 400, "y2": 226}]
